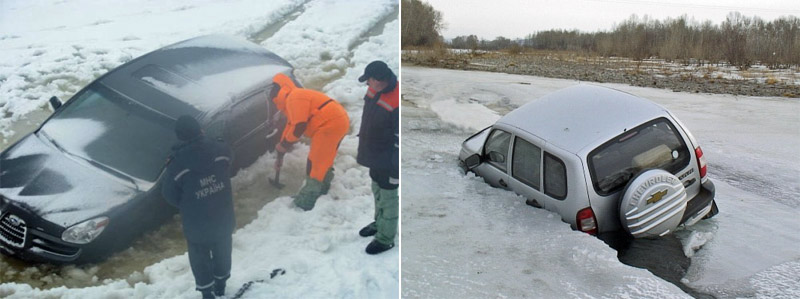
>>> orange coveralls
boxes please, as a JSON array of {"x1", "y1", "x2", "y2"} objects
[{"x1": 272, "y1": 73, "x2": 350, "y2": 182}]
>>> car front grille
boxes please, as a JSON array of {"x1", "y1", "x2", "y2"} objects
[{"x1": 0, "y1": 212, "x2": 27, "y2": 248}]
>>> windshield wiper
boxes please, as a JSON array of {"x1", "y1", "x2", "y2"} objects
[
  {"x1": 38, "y1": 130, "x2": 67, "y2": 154},
  {"x1": 38, "y1": 130, "x2": 140, "y2": 191},
  {"x1": 84, "y1": 159, "x2": 140, "y2": 191}
]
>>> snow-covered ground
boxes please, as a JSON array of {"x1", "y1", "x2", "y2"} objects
[
  {"x1": 0, "y1": 0, "x2": 399, "y2": 298},
  {"x1": 401, "y1": 66, "x2": 800, "y2": 298}
]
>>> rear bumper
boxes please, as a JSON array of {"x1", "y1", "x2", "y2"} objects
[{"x1": 680, "y1": 179, "x2": 716, "y2": 225}]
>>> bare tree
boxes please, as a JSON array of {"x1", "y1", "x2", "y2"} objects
[
  {"x1": 722, "y1": 12, "x2": 751, "y2": 69},
  {"x1": 401, "y1": 0, "x2": 445, "y2": 48}
]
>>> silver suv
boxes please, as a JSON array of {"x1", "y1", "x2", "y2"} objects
[{"x1": 459, "y1": 85, "x2": 718, "y2": 238}]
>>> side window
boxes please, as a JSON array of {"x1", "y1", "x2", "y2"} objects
[
  {"x1": 229, "y1": 90, "x2": 269, "y2": 142},
  {"x1": 511, "y1": 137, "x2": 541, "y2": 190},
  {"x1": 205, "y1": 112, "x2": 227, "y2": 142},
  {"x1": 544, "y1": 152, "x2": 567, "y2": 200},
  {"x1": 483, "y1": 129, "x2": 511, "y2": 172}
]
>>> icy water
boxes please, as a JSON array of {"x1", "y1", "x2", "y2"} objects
[
  {"x1": 0, "y1": 157, "x2": 301, "y2": 289},
  {"x1": 601, "y1": 232, "x2": 715, "y2": 299}
]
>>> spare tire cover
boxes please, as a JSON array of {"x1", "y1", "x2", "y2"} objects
[{"x1": 619, "y1": 169, "x2": 687, "y2": 238}]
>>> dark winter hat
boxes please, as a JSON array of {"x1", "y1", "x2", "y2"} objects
[
  {"x1": 175, "y1": 115, "x2": 202, "y2": 141},
  {"x1": 358, "y1": 60, "x2": 394, "y2": 82}
]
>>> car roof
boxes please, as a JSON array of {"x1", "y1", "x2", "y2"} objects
[
  {"x1": 99, "y1": 34, "x2": 294, "y2": 118},
  {"x1": 497, "y1": 84, "x2": 670, "y2": 155}
]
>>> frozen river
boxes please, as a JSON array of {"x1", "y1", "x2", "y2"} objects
[{"x1": 401, "y1": 65, "x2": 800, "y2": 298}]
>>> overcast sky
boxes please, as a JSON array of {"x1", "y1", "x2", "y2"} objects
[{"x1": 424, "y1": 0, "x2": 800, "y2": 40}]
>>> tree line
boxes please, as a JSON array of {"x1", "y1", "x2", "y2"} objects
[{"x1": 402, "y1": 1, "x2": 800, "y2": 69}]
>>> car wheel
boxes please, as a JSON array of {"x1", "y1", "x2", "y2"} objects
[{"x1": 619, "y1": 169, "x2": 688, "y2": 238}]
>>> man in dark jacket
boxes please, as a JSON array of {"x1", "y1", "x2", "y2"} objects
[
  {"x1": 162, "y1": 115, "x2": 235, "y2": 299},
  {"x1": 356, "y1": 61, "x2": 399, "y2": 255}
]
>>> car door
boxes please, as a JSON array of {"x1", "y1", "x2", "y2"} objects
[
  {"x1": 506, "y1": 135, "x2": 546, "y2": 208},
  {"x1": 227, "y1": 88, "x2": 270, "y2": 171},
  {"x1": 506, "y1": 134, "x2": 572, "y2": 217},
  {"x1": 474, "y1": 128, "x2": 512, "y2": 189}
]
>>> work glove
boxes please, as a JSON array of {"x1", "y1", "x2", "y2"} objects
[{"x1": 275, "y1": 142, "x2": 291, "y2": 154}]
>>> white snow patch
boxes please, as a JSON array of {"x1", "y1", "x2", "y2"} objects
[
  {"x1": 430, "y1": 99, "x2": 499, "y2": 131},
  {"x1": 682, "y1": 230, "x2": 713, "y2": 258}
]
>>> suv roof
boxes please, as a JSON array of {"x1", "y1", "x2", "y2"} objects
[{"x1": 497, "y1": 84, "x2": 669, "y2": 154}]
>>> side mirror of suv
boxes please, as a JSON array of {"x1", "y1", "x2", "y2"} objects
[
  {"x1": 463, "y1": 154, "x2": 482, "y2": 170},
  {"x1": 49, "y1": 96, "x2": 63, "y2": 110}
]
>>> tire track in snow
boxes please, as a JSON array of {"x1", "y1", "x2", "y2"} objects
[
  {"x1": 320, "y1": 5, "x2": 399, "y2": 90},
  {"x1": 318, "y1": 6, "x2": 399, "y2": 92},
  {"x1": 247, "y1": 0, "x2": 311, "y2": 44},
  {"x1": 261, "y1": 0, "x2": 398, "y2": 92}
]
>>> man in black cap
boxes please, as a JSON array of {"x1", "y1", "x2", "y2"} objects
[
  {"x1": 356, "y1": 61, "x2": 399, "y2": 255},
  {"x1": 162, "y1": 115, "x2": 235, "y2": 298}
]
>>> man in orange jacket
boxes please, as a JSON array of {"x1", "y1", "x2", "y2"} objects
[{"x1": 272, "y1": 73, "x2": 350, "y2": 211}]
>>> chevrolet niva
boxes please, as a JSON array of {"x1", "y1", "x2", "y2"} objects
[
  {"x1": 459, "y1": 85, "x2": 718, "y2": 238},
  {"x1": 0, "y1": 35, "x2": 296, "y2": 263}
]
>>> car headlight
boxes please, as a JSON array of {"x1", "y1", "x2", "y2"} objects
[{"x1": 61, "y1": 217, "x2": 109, "y2": 244}]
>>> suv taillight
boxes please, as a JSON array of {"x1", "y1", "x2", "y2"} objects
[
  {"x1": 695, "y1": 146, "x2": 707, "y2": 178},
  {"x1": 576, "y1": 208, "x2": 597, "y2": 235}
]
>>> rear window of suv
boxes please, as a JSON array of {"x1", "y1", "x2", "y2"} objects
[{"x1": 588, "y1": 117, "x2": 690, "y2": 196}]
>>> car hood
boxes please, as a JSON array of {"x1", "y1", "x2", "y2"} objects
[{"x1": 0, "y1": 133, "x2": 138, "y2": 228}]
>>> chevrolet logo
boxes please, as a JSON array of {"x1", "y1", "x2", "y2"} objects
[{"x1": 646, "y1": 189, "x2": 668, "y2": 205}]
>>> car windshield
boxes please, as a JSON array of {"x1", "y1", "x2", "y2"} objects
[
  {"x1": 589, "y1": 117, "x2": 690, "y2": 195},
  {"x1": 40, "y1": 84, "x2": 176, "y2": 182}
]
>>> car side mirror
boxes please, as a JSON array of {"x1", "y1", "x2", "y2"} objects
[
  {"x1": 464, "y1": 154, "x2": 481, "y2": 170},
  {"x1": 49, "y1": 96, "x2": 63, "y2": 110},
  {"x1": 488, "y1": 151, "x2": 505, "y2": 163}
]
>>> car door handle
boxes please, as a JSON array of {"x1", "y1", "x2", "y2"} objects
[
  {"x1": 265, "y1": 128, "x2": 278, "y2": 139},
  {"x1": 499, "y1": 179, "x2": 508, "y2": 187}
]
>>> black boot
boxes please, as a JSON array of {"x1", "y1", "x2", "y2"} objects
[
  {"x1": 214, "y1": 280, "x2": 226, "y2": 297},
  {"x1": 365, "y1": 240, "x2": 394, "y2": 255},
  {"x1": 200, "y1": 290, "x2": 215, "y2": 299},
  {"x1": 359, "y1": 222, "x2": 377, "y2": 237}
]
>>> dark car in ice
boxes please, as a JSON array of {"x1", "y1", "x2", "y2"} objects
[
  {"x1": 459, "y1": 85, "x2": 718, "y2": 238},
  {"x1": 0, "y1": 35, "x2": 295, "y2": 263}
]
